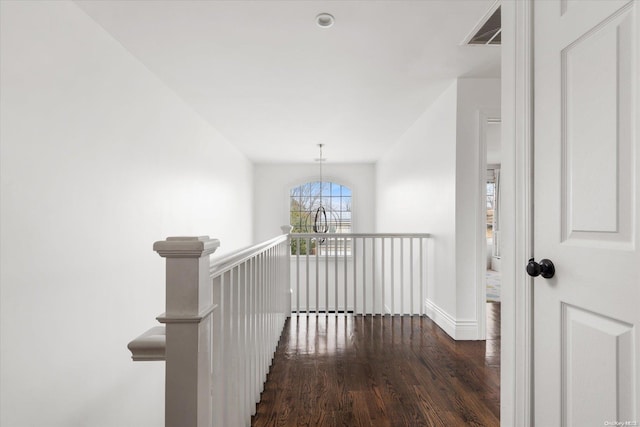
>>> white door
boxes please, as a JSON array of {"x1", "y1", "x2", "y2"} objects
[{"x1": 533, "y1": 1, "x2": 639, "y2": 426}]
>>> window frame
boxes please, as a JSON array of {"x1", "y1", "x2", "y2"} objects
[
  {"x1": 289, "y1": 180, "x2": 352, "y2": 235},
  {"x1": 288, "y1": 179, "x2": 353, "y2": 256}
]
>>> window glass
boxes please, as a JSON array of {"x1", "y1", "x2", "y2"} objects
[{"x1": 290, "y1": 181, "x2": 352, "y2": 254}]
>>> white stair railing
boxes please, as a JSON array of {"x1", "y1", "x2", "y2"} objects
[
  {"x1": 290, "y1": 233, "x2": 431, "y2": 315},
  {"x1": 126, "y1": 230, "x2": 429, "y2": 426},
  {"x1": 128, "y1": 230, "x2": 291, "y2": 427}
]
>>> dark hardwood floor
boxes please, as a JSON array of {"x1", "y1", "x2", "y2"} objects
[{"x1": 252, "y1": 303, "x2": 501, "y2": 427}]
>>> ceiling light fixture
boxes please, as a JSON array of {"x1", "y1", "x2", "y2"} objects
[{"x1": 316, "y1": 13, "x2": 334, "y2": 28}]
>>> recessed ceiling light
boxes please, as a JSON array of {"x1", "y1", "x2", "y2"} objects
[{"x1": 316, "y1": 13, "x2": 334, "y2": 28}]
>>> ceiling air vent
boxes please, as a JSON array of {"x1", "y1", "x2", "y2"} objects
[{"x1": 466, "y1": 5, "x2": 501, "y2": 45}]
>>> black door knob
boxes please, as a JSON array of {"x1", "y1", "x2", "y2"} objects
[{"x1": 526, "y1": 258, "x2": 555, "y2": 279}]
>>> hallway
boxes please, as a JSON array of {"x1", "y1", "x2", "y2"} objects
[{"x1": 252, "y1": 303, "x2": 500, "y2": 426}]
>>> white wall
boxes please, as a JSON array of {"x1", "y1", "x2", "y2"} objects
[
  {"x1": 486, "y1": 122, "x2": 502, "y2": 165},
  {"x1": 376, "y1": 81, "x2": 458, "y2": 327},
  {"x1": 253, "y1": 163, "x2": 375, "y2": 242},
  {"x1": 376, "y1": 78, "x2": 500, "y2": 339},
  {"x1": 454, "y1": 78, "x2": 501, "y2": 327},
  {"x1": 0, "y1": 2, "x2": 253, "y2": 426}
]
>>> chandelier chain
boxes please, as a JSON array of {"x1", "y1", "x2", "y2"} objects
[{"x1": 319, "y1": 144, "x2": 323, "y2": 207}]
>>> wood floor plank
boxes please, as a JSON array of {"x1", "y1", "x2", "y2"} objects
[{"x1": 252, "y1": 303, "x2": 501, "y2": 426}]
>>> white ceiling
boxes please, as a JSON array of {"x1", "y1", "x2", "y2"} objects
[{"x1": 75, "y1": 0, "x2": 500, "y2": 163}]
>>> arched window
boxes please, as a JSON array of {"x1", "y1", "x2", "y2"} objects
[{"x1": 290, "y1": 181, "x2": 352, "y2": 234}]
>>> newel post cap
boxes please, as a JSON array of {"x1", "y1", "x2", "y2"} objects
[
  {"x1": 281, "y1": 225, "x2": 294, "y2": 234},
  {"x1": 153, "y1": 236, "x2": 220, "y2": 258}
]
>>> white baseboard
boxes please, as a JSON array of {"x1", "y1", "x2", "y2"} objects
[{"x1": 425, "y1": 299, "x2": 479, "y2": 340}]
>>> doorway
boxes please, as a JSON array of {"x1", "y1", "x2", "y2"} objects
[
  {"x1": 477, "y1": 110, "x2": 501, "y2": 342},
  {"x1": 485, "y1": 119, "x2": 502, "y2": 304}
]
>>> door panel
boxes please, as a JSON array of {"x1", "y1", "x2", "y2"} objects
[
  {"x1": 562, "y1": 303, "x2": 635, "y2": 426},
  {"x1": 561, "y1": 4, "x2": 635, "y2": 245},
  {"x1": 534, "y1": 0, "x2": 639, "y2": 425}
]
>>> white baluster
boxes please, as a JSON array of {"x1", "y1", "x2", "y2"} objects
[
  {"x1": 362, "y1": 237, "x2": 366, "y2": 315},
  {"x1": 315, "y1": 239, "x2": 319, "y2": 315},
  {"x1": 305, "y1": 237, "x2": 311, "y2": 314},
  {"x1": 410, "y1": 238, "x2": 414, "y2": 316},
  {"x1": 420, "y1": 238, "x2": 424, "y2": 316},
  {"x1": 343, "y1": 237, "x2": 348, "y2": 313},
  {"x1": 391, "y1": 238, "x2": 395, "y2": 316},
  {"x1": 333, "y1": 237, "x2": 340, "y2": 316},
  {"x1": 353, "y1": 237, "x2": 357, "y2": 315},
  {"x1": 211, "y1": 274, "x2": 223, "y2": 426},
  {"x1": 381, "y1": 238, "x2": 386, "y2": 316},
  {"x1": 241, "y1": 262, "x2": 249, "y2": 425},
  {"x1": 296, "y1": 237, "x2": 300, "y2": 313},
  {"x1": 325, "y1": 237, "x2": 329, "y2": 313},
  {"x1": 400, "y1": 238, "x2": 404, "y2": 315},
  {"x1": 372, "y1": 237, "x2": 376, "y2": 315}
]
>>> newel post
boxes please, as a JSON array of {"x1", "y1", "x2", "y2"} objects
[{"x1": 153, "y1": 236, "x2": 220, "y2": 427}]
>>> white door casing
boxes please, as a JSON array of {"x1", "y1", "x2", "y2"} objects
[{"x1": 533, "y1": 1, "x2": 639, "y2": 426}]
